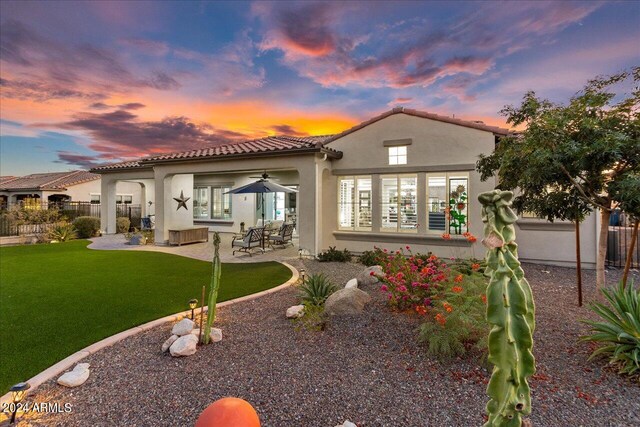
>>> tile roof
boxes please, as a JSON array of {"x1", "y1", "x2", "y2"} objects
[
  {"x1": 324, "y1": 107, "x2": 510, "y2": 143},
  {"x1": 90, "y1": 161, "x2": 143, "y2": 171},
  {"x1": 0, "y1": 170, "x2": 100, "y2": 191},
  {"x1": 0, "y1": 176, "x2": 18, "y2": 185}
]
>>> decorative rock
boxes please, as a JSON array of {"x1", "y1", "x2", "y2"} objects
[
  {"x1": 162, "y1": 334, "x2": 179, "y2": 352},
  {"x1": 57, "y1": 363, "x2": 90, "y2": 388},
  {"x1": 286, "y1": 305, "x2": 305, "y2": 319},
  {"x1": 169, "y1": 334, "x2": 198, "y2": 357},
  {"x1": 335, "y1": 421, "x2": 357, "y2": 427},
  {"x1": 344, "y1": 278, "x2": 358, "y2": 289},
  {"x1": 171, "y1": 318, "x2": 195, "y2": 336},
  {"x1": 208, "y1": 328, "x2": 223, "y2": 343},
  {"x1": 325, "y1": 288, "x2": 371, "y2": 316},
  {"x1": 356, "y1": 265, "x2": 383, "y2": 286},
  {"x1": 190, "y1": 328, "x2": 201, "y2": 338}
]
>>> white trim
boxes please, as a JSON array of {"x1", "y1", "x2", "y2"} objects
[{"x1": 0, "y1": 262, "x2": 298, "y2": 405}]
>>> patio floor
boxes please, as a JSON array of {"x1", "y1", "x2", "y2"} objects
[{"x1": 88, "y1": 232, "x2": 300, "y2": 263}]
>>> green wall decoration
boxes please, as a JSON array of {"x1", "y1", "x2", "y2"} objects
[{"x1": 478, "y1": 190, "x2": 536, "y2": 427}]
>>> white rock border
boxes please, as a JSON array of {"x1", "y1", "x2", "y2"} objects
[{"x1": 0, "y1": 262, "x2": 298, "y2": 405}]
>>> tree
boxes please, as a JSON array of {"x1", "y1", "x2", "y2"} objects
[
  {"x1": 609, "y1": 173, "x2": 640, "y2": 287},
  {"x1": 477, "y1": 68, "x2": 640, "y2": 289}
]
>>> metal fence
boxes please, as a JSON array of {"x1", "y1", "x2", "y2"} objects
[
  {"x1": 607, "y1": 211, "x2": 639, "y2": 268},
  {"x1": 0, "y1": 202, "x2": 142, "y2": 237}
]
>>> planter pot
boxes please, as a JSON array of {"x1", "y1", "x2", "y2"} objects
[{"x1": 129, "y1": 235, "x2": 146, "y2": 245}]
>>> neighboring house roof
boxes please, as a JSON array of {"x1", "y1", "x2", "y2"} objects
[
  {"x1": 0, "y1": 170, "x2": 100, "y2": 191},
  {"x1": 92, "y1": 108, "x2": 510, "y2": 172},
  {"x1": 0, "y1": 176, "x2": 18, "y2": 185},
  {"x1": 324, "y1": 107, "x2": 510, "y2": 143}
]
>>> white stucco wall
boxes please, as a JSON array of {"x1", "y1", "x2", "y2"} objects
[{"x1": 320, "y1": 112, "x2": 496, "y2": 256}]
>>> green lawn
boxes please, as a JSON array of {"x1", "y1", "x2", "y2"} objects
[{"x1": 0, "y1": 240, "x2": 292, "y2": 394}]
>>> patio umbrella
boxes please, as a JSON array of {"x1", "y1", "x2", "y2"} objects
[{"x1": 225, "y1": 172, "x2": 297, "y2": 249}]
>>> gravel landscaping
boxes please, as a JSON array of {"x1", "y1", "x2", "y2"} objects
[{"x1": 15, "y1": 262, "x2": 640, "y2": 427}]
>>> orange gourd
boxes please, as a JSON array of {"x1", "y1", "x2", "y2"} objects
[{"x1": 195, "y1": 397, "x2": 260, "y2": 427}]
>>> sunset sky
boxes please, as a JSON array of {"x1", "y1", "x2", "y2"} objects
[{"x1": 1, "y1": 0, "x2": 638, "y2": 176}]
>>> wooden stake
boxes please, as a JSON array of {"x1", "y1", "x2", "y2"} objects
[
  {"x1": 199, "y1": 285, "x2": 205, "y2": 344},
  {"x1": 575, "y1": 219, "x2": 583, "y2": 307}
]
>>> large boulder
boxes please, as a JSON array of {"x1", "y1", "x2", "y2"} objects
[
  {"x1": 161, "y1": 334, "x2": 179, "y2": 352},
  {"x1": 286, "y1": 305, "x2": 305, "y2": 319},
  {"x1": 169, "y1": 334, "x2": 198, "y2": 357},
  {"x1": 57, "y1": 363, "x2": 90, "y2": 388},
  {"x1": 325, "y1": 288, "x2": 371, "y2": 316},
  {"x1": 335, "y1": 422, "x2": 357, "y2": 427},
  {"x1": 356, "y1": 265, "x2": 383, "y2": 286},
  {"x1": 171, "y1": 318, "x2": 195, "y2": 336}
]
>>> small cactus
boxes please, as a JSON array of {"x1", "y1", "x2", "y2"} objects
[
  {"x1": 478, "y1": 190, "x2": 536, "y2": 427},
  {"x1": 203, "y1": 232, "x2": 222, "y2": 344}
]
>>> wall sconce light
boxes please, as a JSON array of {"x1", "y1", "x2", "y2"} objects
[
  {"x1": 300, "y1": 269, "x2": 306, "y2": 284},
  {"x1": 9, "y1": 382, "x2": 30, "y2": 424},
  {"x1": 189, "y1": 299, "x2": 198, "y2": 320}
]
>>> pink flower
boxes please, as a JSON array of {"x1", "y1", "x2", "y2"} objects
[
  {"x1": 406, "y1": 245, "x2": 411, "y2": 250},
  {"x1": 398, "y1": 285, "x2": 407, "y2": 293},
  {"x1": 380, "y1": 285, "x2": 388, "y2": 292}
]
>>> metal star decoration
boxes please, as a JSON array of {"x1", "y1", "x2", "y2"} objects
[{"x1": 173, "y1": 190, "x2": 190, "y2": 211}]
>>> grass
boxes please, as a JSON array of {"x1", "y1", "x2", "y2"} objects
[{"x1": 0, "y1": 240, "x2": 292, "y2": 394}]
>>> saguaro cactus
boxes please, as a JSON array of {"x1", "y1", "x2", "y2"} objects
[
  {"x1": 478, "y1": 190, "x2": 536, "y2": 427},
  {"x1": 203, "y1": 232, "x2": 222, "y2": 344}
]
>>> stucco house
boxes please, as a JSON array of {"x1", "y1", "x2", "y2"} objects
[
  {"x1": 92, "y1": 107, "x2": 599, "y2": 268},
  {"x1": 0, "y1": 170, "x2": 143, "y2": 207}
]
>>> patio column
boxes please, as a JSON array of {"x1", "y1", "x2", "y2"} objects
[
  {"x1": 154, "y1": 172, "x2": 168, "y2": 244},
  {"x1": 297, "y1": 158, "x2": 322, "y2": 256},
  {"x1": 100, "y1": 176, "x2": 117, "y2": 234}
]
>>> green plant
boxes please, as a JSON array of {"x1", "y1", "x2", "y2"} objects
[
  {"x1": 479, "y1": 190, "x2": 535, "y2": 427},
  {"x1": 141, "y1": 229, "x2": 154, "y2": 244},
  {"x1": 317, "y1": 246, "x2": 352, "y2": 262},
  {"x1": 418, "y1": 270, "x2": 489, "y2": 360},
  {"x1": 116, "y1": 217, "x2": 131, "y2": 233},
  {"x1": 203, "y1": 232, "x2": 222, "y2": 344},
  {"x1": 47, "y1": 222, "x2": 77, "y2": 242},
  {"x1": 299, "y1": 273, "x2": 338, "y2": 306},
  {"x1": 580, "y1": 280, "x2": 640, "y2": 378},
  {"x1": 293, "y1": 303, "x2": 327, "y2": 331},
  {"x1": 72, "y1": 216, "x2": 100, "y2": 238},
  {"x1": 448, "y1": 184, "x2": 468, "y2": 234},
  {"x1": 359, "y1": 247, "x2": 386, "y2": 266}
]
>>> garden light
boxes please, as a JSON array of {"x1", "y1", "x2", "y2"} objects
[
  {"x1": 300, "y1": 269, "x2": 306, "y2": 284},
  {"x1": 189, "y1": 299, "x2": 198, "y2": 320},
  {"x1": 9, "y1": 382, "x2": 30, "y2": 424}
]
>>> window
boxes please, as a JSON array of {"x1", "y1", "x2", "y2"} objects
[
  {"x1": 381, "y1": 174, "x2": 417, "y2": 232},
  {"x1": 193, "y1": 186, "x2": 232, "y2": 220},
  {"x1": 388, "y1": 146, "x2": 407, "y2": 165},
  {"x1": 90, "y1": 194, "x2": 100, "y2": 204},
  {"x1": 427, "y1": 173, "x2": 469, "y2": 234},
  {"x1": 114, "y1": 194, "x2": 132, "y2": 204},
  {"x1": 338, "y1": 176, "x2": 372, "y2": 230}
]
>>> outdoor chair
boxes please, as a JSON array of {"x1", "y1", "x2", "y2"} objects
[
  {"x1": 268, "y1": 223, "x2": 295, "y2": 248},
  {"x1": 232, "y1": 226, "x2": 265, "y2": 256},
  {"x1": 141, "y1": 217, "x2": 153, "y2": 230}
]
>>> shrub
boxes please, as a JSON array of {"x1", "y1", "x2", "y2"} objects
[
  {"x1": 72, "y1": 216, "x2": 100, "y2": 238},
  {"x1": 293, "y1": 303, "x2": 327, "y2": 331},
  {"x1": 580, "y1": 280, "x2": 640, "y2": 378},
  {"x1": 377, "y1": 247, "x2": 449, "y2": 310},
  {"x1": 47, "y1": 222, "x2": 77, "y2": 242},
  {"x1": 359, "y1": 247, "x2": 386, "y2": 266},
  {"x1": 299, "y1": 273, "x2": 338, "y2": 306},
  {"x1": 317, "y1": 246, "x2": 352, "y2": 262},
  {"x1": 417, "y1": 270, "x2": 489, "y2": 359},
  {"x1": 116, "y1": 217, "x2": 131, "y2": 233}
]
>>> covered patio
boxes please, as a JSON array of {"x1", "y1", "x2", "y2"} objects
[{"x1": 87, "y1": 232, "x2": 300, "y2": 263}]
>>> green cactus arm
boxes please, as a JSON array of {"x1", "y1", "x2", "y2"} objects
[
  {"x1": 203, "y1": 232, "x2": 222, "y2": 344},
  {"x1": 479, "y1": 190, "x2": 536, "y2": 427}
]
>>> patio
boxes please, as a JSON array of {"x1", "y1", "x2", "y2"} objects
[{"x1": 88, "y1": 232, "x2": 300, "y2": 263}]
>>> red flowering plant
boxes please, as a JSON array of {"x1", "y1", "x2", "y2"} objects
[
  {"x1": 417, "y1": 266, "x2": 489, "y2": 359},
  {"x1": 376, "y1": 247, "x2": 449, "y2": 311}
]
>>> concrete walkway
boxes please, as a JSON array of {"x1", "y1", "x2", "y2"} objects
[{"x1": 88, "y1": 232, "x2": 300, "y2": 263}]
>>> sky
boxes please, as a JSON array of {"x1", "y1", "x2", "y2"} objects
[{"x1": 1, "y1": 0, "x2": 638, "y2": 176}]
